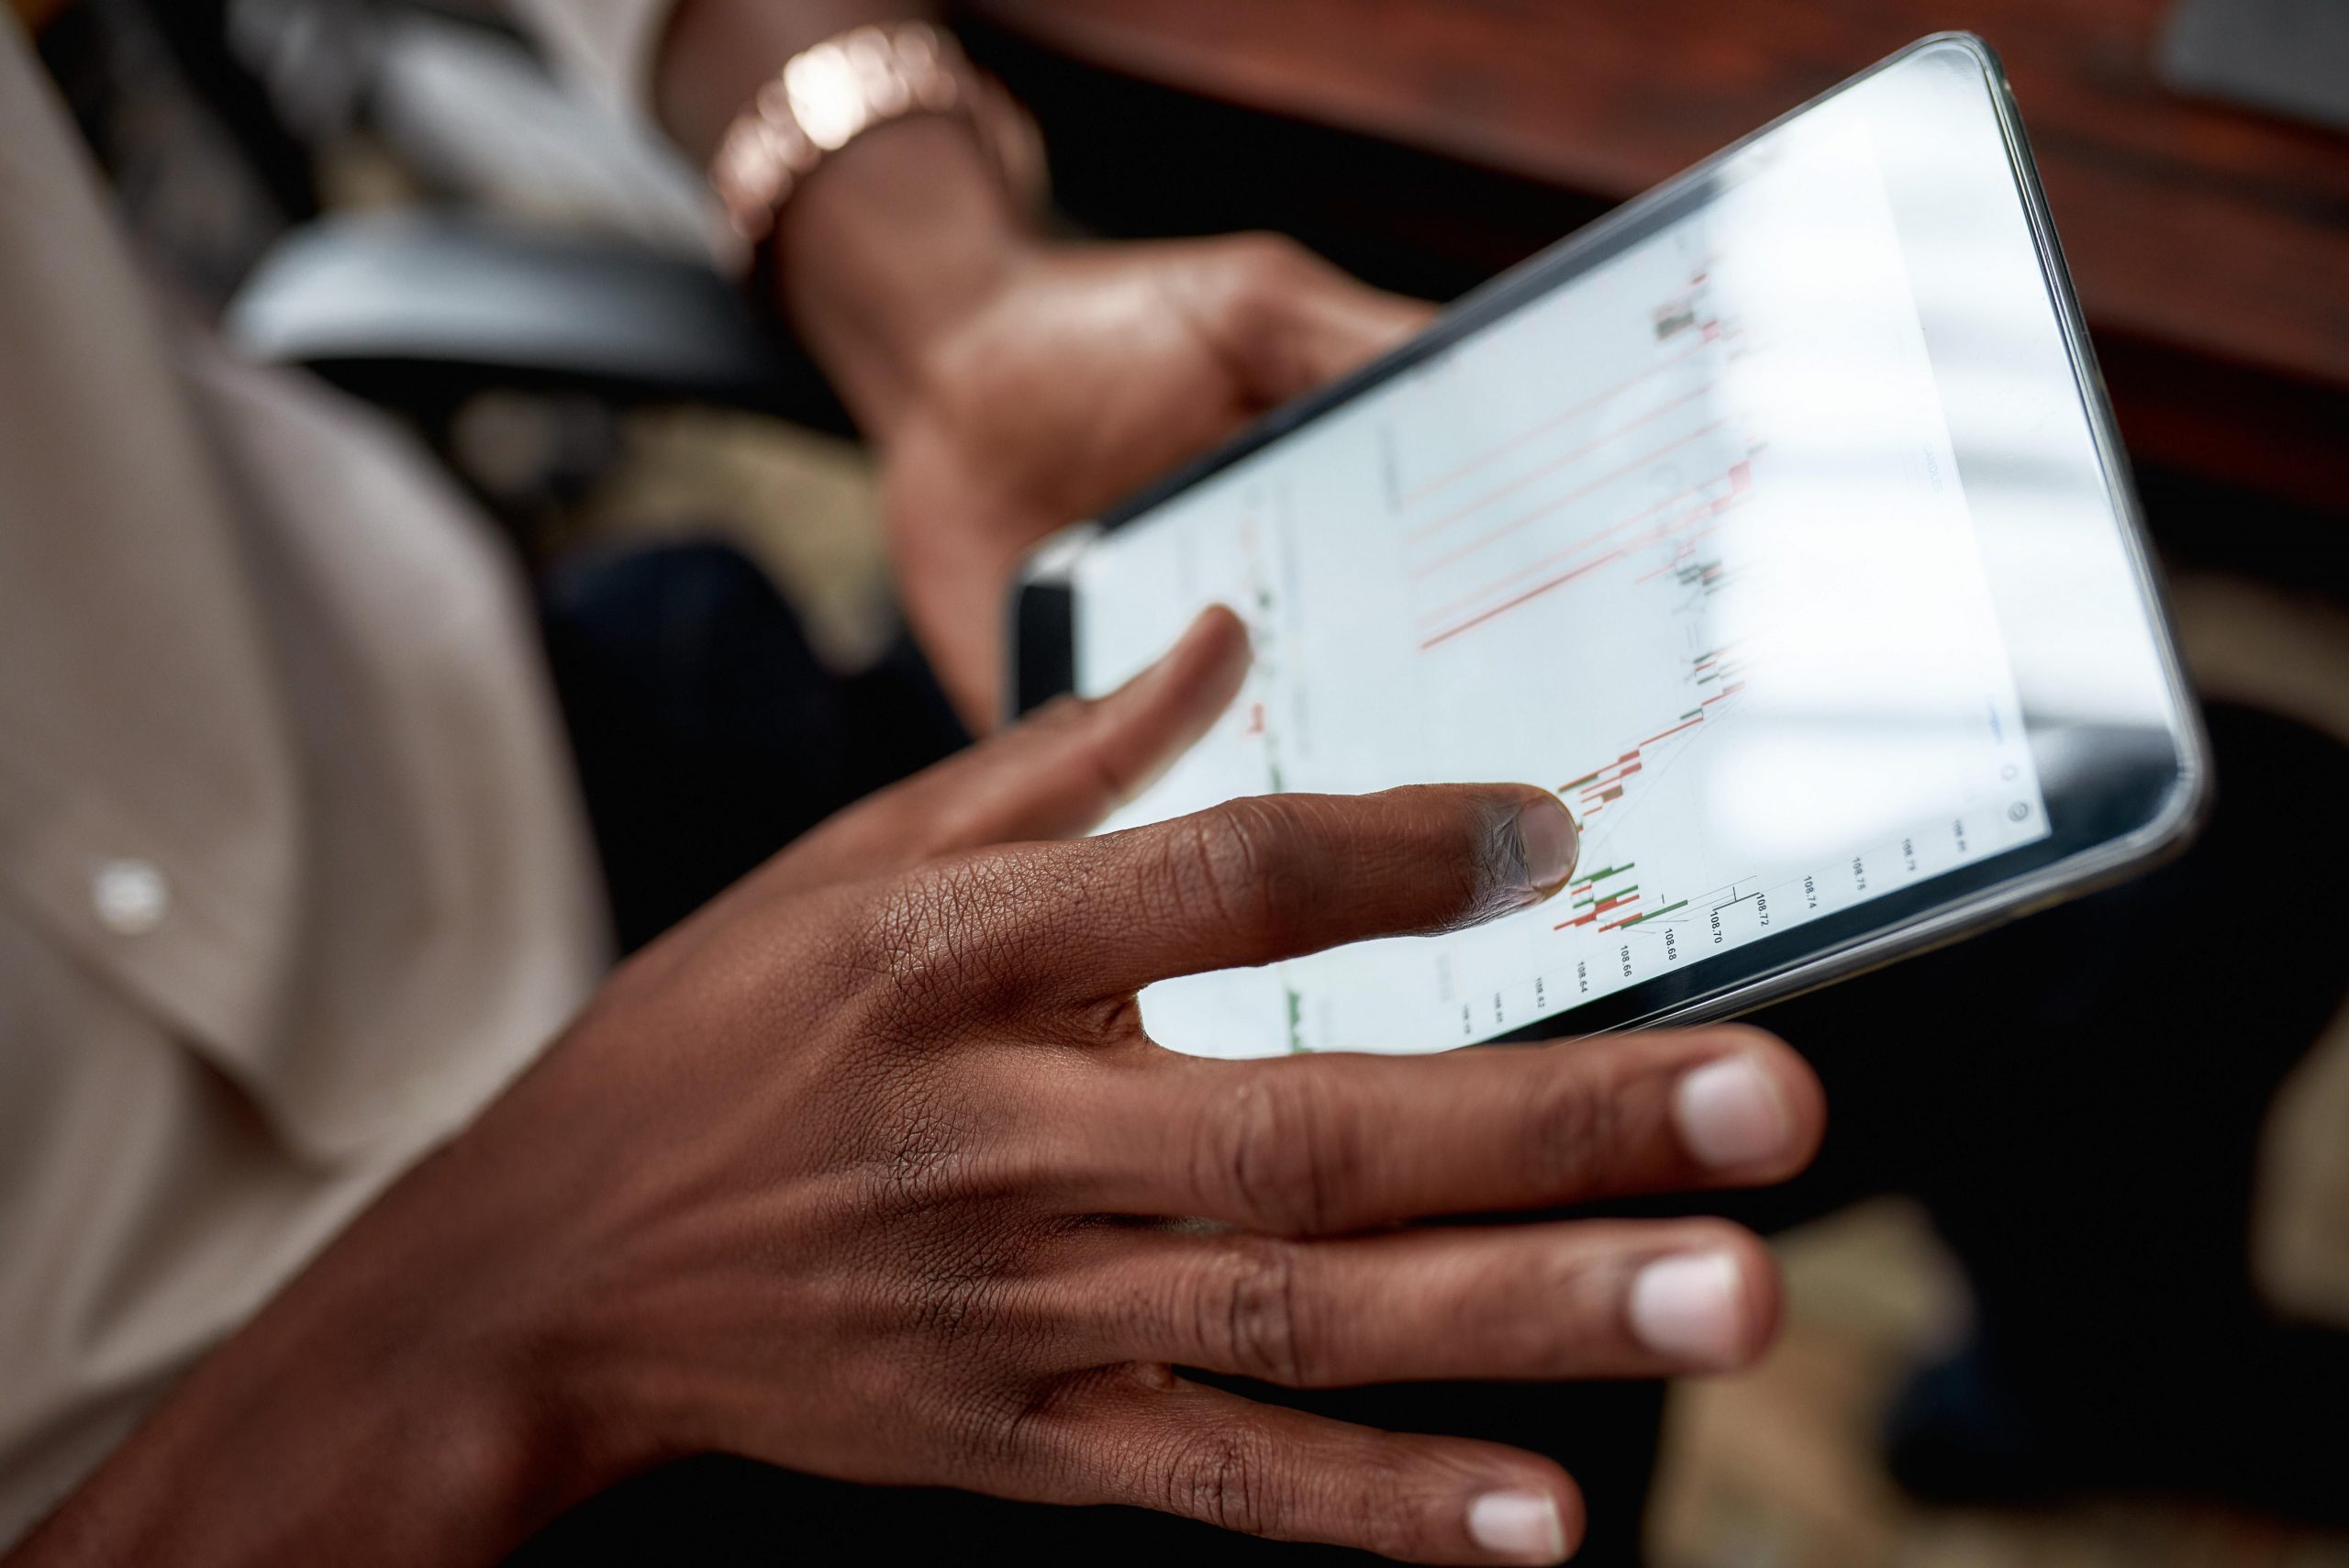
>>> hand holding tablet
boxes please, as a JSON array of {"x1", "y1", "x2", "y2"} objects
[{"x1": 1015, "y1": 34, "x2": 2202, "y2": 1053}]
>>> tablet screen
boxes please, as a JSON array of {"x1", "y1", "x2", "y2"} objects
[{"x1": 1069, "y1": 46, "x2": 2117, "y2": 1057}]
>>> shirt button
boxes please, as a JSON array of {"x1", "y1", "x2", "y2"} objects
[{"x1": 92, "y1": 858, "x2": 171, "y2": 935}]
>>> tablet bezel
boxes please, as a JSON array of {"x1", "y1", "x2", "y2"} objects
[{"x1": 1010, "y1": 32, "x2": 2208, "y2": 1040}]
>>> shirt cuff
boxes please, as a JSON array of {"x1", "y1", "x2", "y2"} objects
[{"x1": 506, "y1": 0, "x2": 679, "y2": 118}]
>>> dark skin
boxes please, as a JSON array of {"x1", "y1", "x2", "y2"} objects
[
  {"x1": 662, "y1": 0, "x2": 1442, "y2": 724},
  {"x1": 10, "y1": 611, "x2": 1826, "y2": 1566},
  {"x1": 8, "y1": 6, "x2": 1829, "y2": 1563}
]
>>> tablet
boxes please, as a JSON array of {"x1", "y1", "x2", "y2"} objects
[{"x1": 1010, "y1": 33, "x2": 2206, "y2": 1058}]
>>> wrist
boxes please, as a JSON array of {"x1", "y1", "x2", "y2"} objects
[
  {"x1": 654, "y1": 4, "x2": 1041, "y2": 437},
  {"x1": 770, "y1": 116, "x2": 1039, "y2": 436}
]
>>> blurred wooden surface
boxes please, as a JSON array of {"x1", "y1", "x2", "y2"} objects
[{"x1": 969, "y1": 0, "x2": 2349, "y2": 519}]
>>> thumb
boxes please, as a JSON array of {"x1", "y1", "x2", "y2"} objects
[
  {"x1": 1187, "y1": 235, "x2": 1439, "y2": 406},
  {"x1": 770, "y1": 607, "x2": 1252, "y2": 891}
]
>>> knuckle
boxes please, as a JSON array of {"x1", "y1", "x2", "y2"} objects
[
  {"x1": 889, "y1": 1209, "x2": 1059, "y2": 1358},
  {"x1": 1191, "y1": 1240, "x2": 1318, "y2": 1385},
  {"x1": 872, "y1": 1083, "x2": 979, "y2": 1213},
  {"x1": 1396, "y1": 785, "x2": 1524, "y2": 929},
  {"x1": 762, "y1": 882, "x2": 936, "y2": 1039},
  {"x1": 1222, "y1": 229, "x2": 1308, "y2": 287},
  {"x1": 1522, "y1": 1052, "x2": 1620, "y2": 1195},
  {"x1": 1208, "y1": 232, "x2": 1322, "y2": 347},
  {"x1": 967, "y1": 1373, "x2": 1083, "y2": 1477},
  {"x1": 1345, "y1": 1444, "x2": 1443, "y2": 1559},
  {"x1": 1006, "y1": 691, "x2": 1108, "y2": 770},
  {"x1": 848, "y1": 874, "x2": 958, "y2": 1003},
  {"x1": 1052, "y1": 698, "x2": 1145, "y2": 806},
  {"x1": 1190, "y1": 1070, "x2": 1357, "y2": 1234},
  {"x1": 1159, "y1": 1423, "x2": 1276, "y2": 1538},
  {"x1": 1508, "y1": 1239, "x2": 1644, "y2": 1365},
  {"x1": 906, "y1": 1259, "x2": 1001, "y2": 1343},
  {"x1": 1171, "y1": 799, "x2": 1311, "y2": 952},
  {"x1": 854, "y1": 855, "x2": 1051, "y2": 1015}
]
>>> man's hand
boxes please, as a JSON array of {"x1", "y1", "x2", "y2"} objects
[
  {"x1": 16, "y1": 611, "x2": 1824, "y2": 1568},
  {"x1": 774, "y1": 124, "x2": 1432, "y2": 725},
  {"x1": 877, "y1": 234, "x2": 1431, "y2": 724},
  {"x1": 656, "y1": 8, "x2": 1431, "y2": 725}
]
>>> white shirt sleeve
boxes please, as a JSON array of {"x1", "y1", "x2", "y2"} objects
[{"x1": 505, "y1": 0, "x2": 680, "y2": 116}]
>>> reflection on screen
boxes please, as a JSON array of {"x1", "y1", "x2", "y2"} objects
[{"x1": 1074, "y1": 74, "x2": 2054, "y2": 1058}]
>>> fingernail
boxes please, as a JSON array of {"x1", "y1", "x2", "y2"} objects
[
  {"x1": 1466, "y1": 1490, "x2": 1569, "y2": 1563},
  {"x1": 1673, "y1": 1053, "x2": 1792, "y2": 1168},
  {"x1": 1512, "y1": 796, "x2": 1579, "y2": 895},
  {"x1": 1629, "y1": 1251, "x2": 1746, "y2": 1366}
]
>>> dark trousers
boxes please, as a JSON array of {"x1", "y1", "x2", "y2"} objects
[{"x1": 524, "y1": 542, "x2": 2349, "y2": 1564}]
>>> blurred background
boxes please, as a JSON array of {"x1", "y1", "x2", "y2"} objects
[{"x1": 35, "y1": 0, "x2": 2348, "y2": 1561}]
